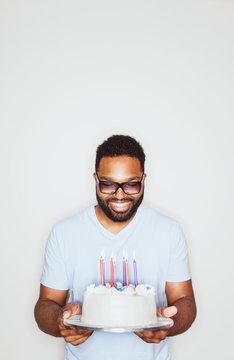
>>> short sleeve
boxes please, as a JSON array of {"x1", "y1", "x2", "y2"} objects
[
  {"x1": 40, "y1": 227, "x2": 69, "y2": 290},
  {"x1": 166, "y1": 222, "x2": 191, "y2": 282}
]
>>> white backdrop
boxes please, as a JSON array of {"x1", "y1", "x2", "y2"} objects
[{"x1": 1, "y1": 1, "x2": 233, "y2": 359}]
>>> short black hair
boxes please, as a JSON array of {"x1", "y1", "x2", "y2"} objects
[{"x1": 95, "y1": 135, "x2": 145, "y2": 172}]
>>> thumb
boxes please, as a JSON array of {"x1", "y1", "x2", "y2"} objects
[
  {"x1": 62, "y1": 302, "x2": 82, "y2": 319},
  {"x1": 157, "y1": 306, "x2": 177, "y2": 318}
]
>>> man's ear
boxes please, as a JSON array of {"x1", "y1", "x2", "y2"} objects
[
  {"x1": 144, "y1": 173, "x2": 147, "y2": 181},
  {"x1": 93, "y1": 173, "x2": 97, "y2": 181}
]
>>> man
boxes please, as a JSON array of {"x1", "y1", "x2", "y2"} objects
[{"x1": 34, "y1": 135, "x2": 196, "y2": 360}]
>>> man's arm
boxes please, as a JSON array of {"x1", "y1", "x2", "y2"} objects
[
  {"x1": 34, "y1": 284, "x2": 93, "y2": 345},
  {"x1": 135, "y1": 280, "x2": 196, "y2": 343},
  {"x1": 166, "y1": 280, "x2": 197, "y2": 336},
  {"x1": 34, "y1": 284, "x2": 68, "y2": 336}
]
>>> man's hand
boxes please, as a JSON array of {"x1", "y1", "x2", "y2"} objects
[
  {"x1": 58, "y1": 302, "x2": 93, "y2": 346},
  {"x1": 135, "y1": 306, "x2": 177, "y2": 344}
]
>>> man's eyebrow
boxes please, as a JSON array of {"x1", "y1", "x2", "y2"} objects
[{"x1": 99, "y1": 176, "x2": 141, "y2": 181}]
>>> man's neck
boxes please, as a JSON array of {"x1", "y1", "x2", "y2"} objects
[{"x1": 94, "y1": 205, "x2": 136, "y2": 235}]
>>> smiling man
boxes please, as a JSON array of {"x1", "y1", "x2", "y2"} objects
[
  {"x1": 34, "y1": 135, "x2": 196, "y2": 360},
  {"x1": 94, "y1": 154, "x2": 145, "y2": 232}
]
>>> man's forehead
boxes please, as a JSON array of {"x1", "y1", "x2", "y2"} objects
[{"x1": 98, "y1": 156, "x2": 142, "y2": 178}]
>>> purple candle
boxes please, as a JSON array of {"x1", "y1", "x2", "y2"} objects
[
  {"x1": 122, "y1": 248, "x2": 126, "y2": 286},
  {"x1": 133, "y1": 251, "x2": 138, "y2": 287}
]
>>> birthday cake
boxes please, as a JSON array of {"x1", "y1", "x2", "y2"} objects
[{"x1": 81, "y1": 283, "x2": 157, "y2": 327}]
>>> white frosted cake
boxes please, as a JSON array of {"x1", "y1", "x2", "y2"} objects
[{"x1": 81, "y1": 283, "x2": 157, "y2": 327}]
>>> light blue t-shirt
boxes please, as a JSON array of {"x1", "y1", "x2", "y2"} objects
[{"x1": 41, "y1": 204, "x2": 191, "y2": 360}]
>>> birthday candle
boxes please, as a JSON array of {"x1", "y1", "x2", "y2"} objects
[
  {"x1": 133, "y1": 250, "x2": 138, "y2": 287},
  {"x1": 122, "y1": 248, "x2": 126, "y2": 286},
  {"x1": 100, "y1": 249, "x2": 105, "y2": 286},
  {"x1": 125, "y1": 250, "x2": 129, "y2": 286},
  {"x1": 113, "y1": 254, "x2": 117, "y2": 287},
  {"x1": 110, "y1": 252, "x2": 114, "y2": 287}
]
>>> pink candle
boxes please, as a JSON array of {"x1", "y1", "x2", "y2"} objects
[
  {"x1": 133, "y1": 251, "x2": 138, "y2": 287},
  {"x1": 100, "y1": 249, "x2": 105, "y2": 285},
  {"x1": 110, "y1": 253, "x2": 114, "y2": 287},
  {"x1": 113, "y1": 255, "x2": 117, "y2": 287},
  {"x1": 125, "y1": 261, "x2": 129, "y2": 286},
  {"x1": 125, "y1": 250, "x2": 129, "y2": 286}
]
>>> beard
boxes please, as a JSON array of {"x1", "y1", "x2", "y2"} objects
[{"x1": 96, "y1": 188, "x2": 144, "y2": 222}]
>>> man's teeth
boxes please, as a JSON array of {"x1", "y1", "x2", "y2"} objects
[
  {"x1": 110, "y1": 201, "x2": 131, "y2": 212},
  {"x1": 112, "y1": 202, "x2": 128, "y2": 206}
]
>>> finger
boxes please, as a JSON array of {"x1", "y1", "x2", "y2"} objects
[
  {"x1": 64, "y1": 333, "x2": 89, "y2": 343},
  {"x1": 60, "y1": 328, "x2": 93, "y2": 337},
  {"x1": 135, "y1": 331, "x2": 144, "y2": 338},
  {"x1": 58, "y1": 314, "x2": 71, "y2": 331},
  {"x1": 60, "y1": 329, "x2": 93, "y2": 337},
  {"x1": 69, "y1": 335, "x2": 91, "y2": 346},
  {"x1": 64, "y1": 332, "x2": 93, "y2": 345},
  {"x1": 153, "y1": 330, "x2": 168, "y2": 340},
  {"x1": 69, "y1": 337, "x2": 89, "y2": 346},
  {"x1": 61, "y1": 306, "x2": 72, "y2": 320},
  {"x1": 135, "y1": 330, "x2": 154, "y2": 337},
  {"x1": 157, "y1": 306, "x2": 166, "y2": 317},
  {"x1": 58, "y1": 317, "x2": 86, "y2": 332},
  {"x1": 139, "y1": 330, "x2": 155, "y2": 338},
  {"x1": 58, "y1": 303, "x2": 82, "y2": 333},
  {"x1": 162, "y1": 306, "x2": 177, "y2": 318},
  {"x1": 59, "y1": 322, "x2": 71, "y2": 331},
  {"x1": 60, "y1": 328, "x2": 79, "y2": 337},
  {"x1": 135, "y1": 332, "x2": 161, "y2": 344},
  {"x1": 75, "y1": 329, "x2": 93, "y2": 336},
  {"x1": 68, "y1": 302, "x2": 82, "y2": 316},
  {"x1": 62, "y1": 303, "x2": 82, "y2": 319},
  {"x1": 134, "y1": 332, "x2": 154, "y2": 342},
  {"x1": 153, "y1": 339, "x2": 161, "y2": 344},
  {"x1": 135, "y1": 330, "x2": 168, "y2": 344}
]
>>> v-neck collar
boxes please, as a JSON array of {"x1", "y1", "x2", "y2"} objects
[{"x1": 88, "y1": 204, "x2": 143, "y2": 240}]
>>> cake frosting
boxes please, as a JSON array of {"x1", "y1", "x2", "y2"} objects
[{"x1": 81, "y1": 283, "x2": 157, "y2": 327}]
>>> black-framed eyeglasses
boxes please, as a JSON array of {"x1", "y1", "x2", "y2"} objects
[{"x1": 96, "y1": 174, "x2": 144, "y2": 195}]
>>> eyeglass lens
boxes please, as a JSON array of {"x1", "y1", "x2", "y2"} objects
[{"x1": 99, "y1": 181, "x2": 141, "y2": 194}]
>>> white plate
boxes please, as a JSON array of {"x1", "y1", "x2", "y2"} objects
[{"x1": 63, "y1": 315, "x2": 174, "y2": 333}]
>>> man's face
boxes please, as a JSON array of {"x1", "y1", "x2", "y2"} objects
[{"x1": 94, "y1": 156, "x2": 146, "y2": 222}]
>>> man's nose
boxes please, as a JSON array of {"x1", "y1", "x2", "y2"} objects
[{"x1": 115, "y1": 187, "x2": 125, "y2": 199}]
